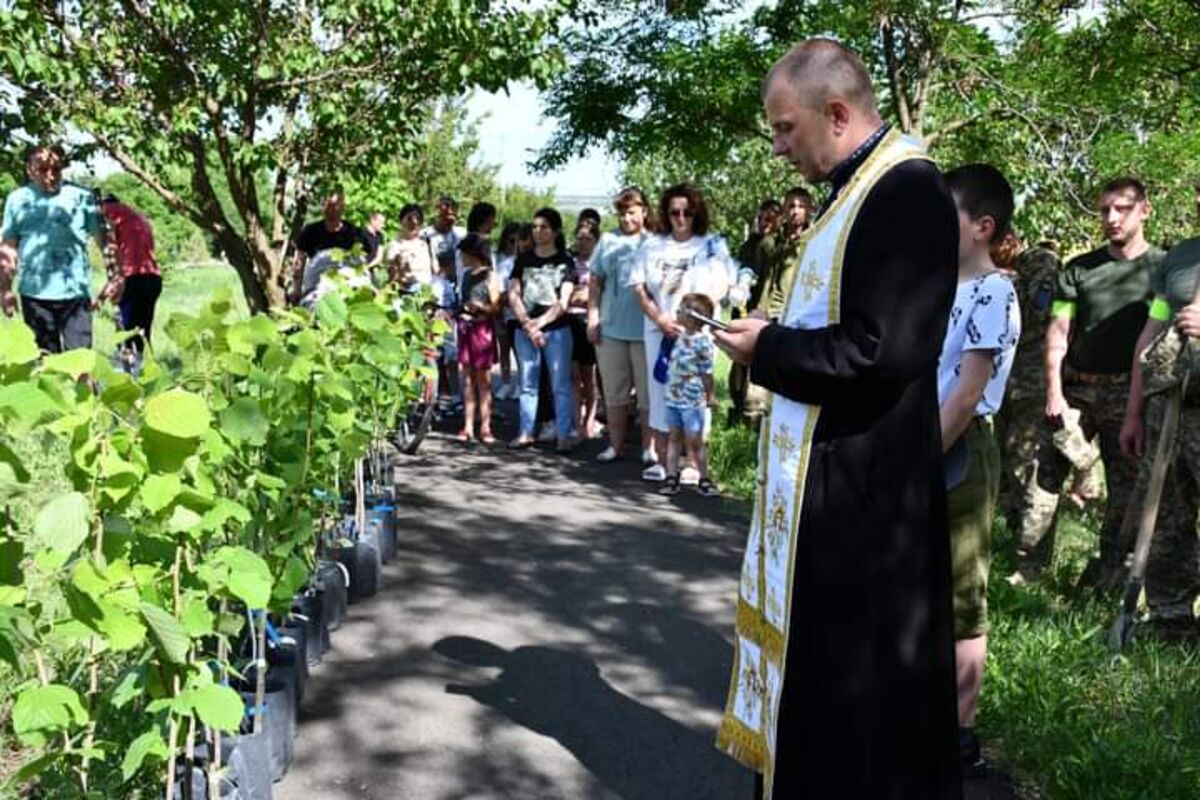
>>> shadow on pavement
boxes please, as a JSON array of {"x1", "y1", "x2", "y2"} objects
[{"x1": 434, "y1": 635, "x2": 752, "y2": 800}]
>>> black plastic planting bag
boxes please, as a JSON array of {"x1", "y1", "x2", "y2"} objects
[
  {"x1": 290, "y1": 593, "x2": 325, "y2": 667},
  {"x1": 273, "y1": 624, "x2": 308, "y2": 706},
  {"x1": 228, "y1": 730, "x2": 273, "y2": 799},
  {"x1": 315, "y1": 560, "x2": 347, "y2": 633},
  {"x1": 368, "y1": 504, "x2": 398, "y2": 563},
  {"x1": 239, "y1": 675, "x2": 295, "y2": 782}
]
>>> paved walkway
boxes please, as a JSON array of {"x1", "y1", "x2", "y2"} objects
[{"x1": 278, "y1": 411, "x2": 1021, "y2": 799}]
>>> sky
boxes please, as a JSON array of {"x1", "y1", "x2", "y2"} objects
[{"x1": 469, "y1": 81, "x2": 622, "y2": 199}]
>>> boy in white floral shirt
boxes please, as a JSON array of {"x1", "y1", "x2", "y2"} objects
[{"x1": 661, "y1": 293, "x2": 719, "y2": 496}]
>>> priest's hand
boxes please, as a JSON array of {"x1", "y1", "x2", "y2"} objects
[
  {"x1": 714, "y1": 317, "x2": 769, "y2": 366},
  {"x1": 1176, "y1": 302, "x2": 1200, "y2": 339}
]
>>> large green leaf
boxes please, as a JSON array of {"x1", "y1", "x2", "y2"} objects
[
  {"x1": 184, "y1": 684, "x2": 244, "y2": 732},
  {"x1": 0, "y1": 317, "x2": 38, "y2": 365},
  {"x1": 140, "y1": 473, "x2": 182, "y2": 513},
  {"x1": 140, "y1": 603, "x2": 190, "y2": 664},
  {"x1": 33, "y1": 492, "x2": 91, "y2": 557},
  {"x1": 11, "y1": 684, "x2": 89, "y2": 745},
  {"x1": 145, "y1": 389, "x2": 211, "y2": 439},
  {"x1": 121, "y1": 728, "x2": 168, "y2": 782},
  {"x1": 0, "y1": 605, "x2": 34, "y2": 668},
  {"x1": 212, "y1": 546, "x2": 272, "y2": 608},
  {"x1": 0, "y1": 382, "x2": 60, "y2": 426},
  {"x1": 315, "y1": 291, "x2": 348, "y2": 331},
  {"x1": 0, "y1": 440, "x2": 30, "y2": 502},
  {"x1": 219, "y1": 398, "x2": 269, "y2": 445},
  {"x1": 43, "y1": 348, "x2": 98, "y2": 378}
]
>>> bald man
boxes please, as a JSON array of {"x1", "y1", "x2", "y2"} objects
[{"x1": 714, "y1": 39, "x2": 961, "y2": 799}]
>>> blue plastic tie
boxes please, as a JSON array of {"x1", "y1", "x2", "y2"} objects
[{"x1": 372, "y1": 504, "x2": 395, "y2": 512}]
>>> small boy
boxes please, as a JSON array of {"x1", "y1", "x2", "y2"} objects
[
  {"x1": 938, "y1": 163, "x2": 1021, "y2": 775},
  {"x1": 430, "y1": 252, "x2": 462, "y2": 412},
  {"x1": 660, "y1": 292, "x2": 719, "y2": 497}
]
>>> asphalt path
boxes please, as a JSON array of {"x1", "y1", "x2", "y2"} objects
[{"x1": 277, "y1": 407, "x2": 1021, "y2": 800}]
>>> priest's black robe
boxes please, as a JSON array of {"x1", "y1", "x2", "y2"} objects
[{"x1": 748, "y1": 155, "x2": 962, "y2": 799}]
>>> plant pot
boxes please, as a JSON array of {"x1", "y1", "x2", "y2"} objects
[
  {"x1": 239, "y1": 675, "x2": 295, "y2": 782},
  {"x1": 273, "y1": 623, "x2": 308, "y2": 707},
  {"x1": 369, "y1": 503, "x2": 397, "y2": 563},
  {"x1": 290, "y1": 593, "x2": 325, "y2": 667},
  {"x1": 315, "y1": 560, "x2": 347, "y2": 635},
  {"x1": 350, "y1": 539, "x2": 380, "y2": 602},
  {"x1": 188, "y1": 731, "x2": 272, "y2": 799}
]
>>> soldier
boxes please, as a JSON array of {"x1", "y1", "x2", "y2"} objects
[
  {"x1": 742, "y1": 186, "x2": 814, "y2": 424},
  {"x1": 1030, "y1": 177, "x2": 1164, "y2": 588},
  {"x1": 999, "y1": 242, "x2": 1103, "y2": 569},
  {"x1": 1121, "y1": 230, "x2": 1200, "y2": 634}
]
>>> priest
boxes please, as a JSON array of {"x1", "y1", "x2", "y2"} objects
[{"x1": 713, "y1": 39, "x2": 962, "y2": 799}]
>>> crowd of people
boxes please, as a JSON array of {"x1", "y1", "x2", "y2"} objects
[{"x1": 4, "y1": 36, "x2": 1200, "y2": 795}]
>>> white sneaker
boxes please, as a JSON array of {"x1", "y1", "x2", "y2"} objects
[
  {"x1": 596, "y1": 446, "x2": 619, "y2": 463},
  {"x1": 680, "y1": 466, "x2": 700, "y2": 486},
  {"x1": 537, "y1": 422, "x2": 557, "y2": 443},
  {"x1": 641, "y1": 447, "x2": 658, "y2": 466},
  {"x1": 641, "y1": 463, "x2": 667, "y2": 482}
]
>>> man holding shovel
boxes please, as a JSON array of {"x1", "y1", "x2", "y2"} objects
[
  {"x1": 1039, "y1": 177, "x2": 1163, "y2": 589},
  {"x1": 1120, "y1": 231, "x2": 1200, "y2": 637}
]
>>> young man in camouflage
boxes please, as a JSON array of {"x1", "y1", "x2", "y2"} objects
[
  {"x1": 1032, "y1": 177, "x2": 1163, "y2": 588},
  {"x1": 999, "y1": 242, "x2": 1102, "y2": 570},
  {"x1": 1120, "y1": 227, "x2": 1200, "y2": 633}
]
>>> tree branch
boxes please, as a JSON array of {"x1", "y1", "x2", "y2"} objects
[{"x1": 880, "y1": 16, "x2": 912, "y2": 132}]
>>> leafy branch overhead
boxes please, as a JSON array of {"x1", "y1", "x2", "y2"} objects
[
  {"x1": 0, "y1": 0, "x2": 571, "y2": 311},
  {"x1": 540, "y1": 0, "x2": 1200, "y2": 246}
]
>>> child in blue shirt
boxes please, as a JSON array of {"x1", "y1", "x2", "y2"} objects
[{"x1": 660, "y1": 292, "x2": 718, "y2": 497}]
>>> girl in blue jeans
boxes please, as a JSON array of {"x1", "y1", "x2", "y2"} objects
[{"x1": 507, "y1": 207, "x2": 578, "y2": 453}]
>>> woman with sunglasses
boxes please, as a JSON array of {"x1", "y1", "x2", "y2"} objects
[{"x1": 629, "y1": 182, "x2": 735, "y2": 481}]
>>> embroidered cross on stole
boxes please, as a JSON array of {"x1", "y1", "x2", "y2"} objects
[{"x1": 716, "y1": 130, "x2": 933, "y2": 799}]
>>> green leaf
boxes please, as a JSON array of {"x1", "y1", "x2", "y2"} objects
[
  {"x1": 43, "y1": 348, "x2": 98, "y2": 378},
  {"x1": 315, "y1": 291, "x2": 348, "y2": 331},
  {"x1": 140, "y1": 603, "x2": 190, "y2": 664},
  {"x1": 0, "y1": 605, "x2": 34, "y2": 668},
  {"x1": 0, "y1": 382, "x2": 60, "y2": 426},
  {"x1": 108, "y1": 668, "x2": 144, "y2": 710},
  {"x1": 145, "y1": 389, "x2": 211, "y2": 439},
  {"x1": 185, "y1": 684, "x2": 244, "y2": 732},
  {"x1": 349, "y1": 301, "x2": 387, "y2": 332},
  {"x1": 122, "y1": 729, "x2": 168, "y2": 781},
  {"x1": 140, "y1": 473, "x2": 182, "y2": 513},
  {"x1": 142, "y1": 428, "x2": 200, "y2": 473},
  {"x1": 33, "y1": 492, "x2": 91, "y2": 557},
  {"x1": 219, "y1": 398, "x2": 269, "y2": 446},
  {"x1": 213, "y1": 546, "x2": 272, "y2": 608},
  {"x1": 12, "y1": 684, "x2": 88, "y2": 745},
  {"x1": 166, "y1": 505, "x2": 202, "y2": 536},
  {"x1": 181, "y1": 595, "x2": 214, "y2": 637},
  {"x1": 0, "y1": 317, "x2": 39, "y2": 365}
]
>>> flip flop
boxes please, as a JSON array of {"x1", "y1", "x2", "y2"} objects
[{"x1": 455, "y1": 430, "x2": 474, "y2": 443}]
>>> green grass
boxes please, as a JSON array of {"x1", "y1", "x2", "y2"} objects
[{"x1": 705, "y1": 397, "x2": 1200, "y2": 799}]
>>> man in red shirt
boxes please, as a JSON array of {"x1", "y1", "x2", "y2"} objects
[{"x1": 99, "y1": 194, "x2": 162, "y2": 367}]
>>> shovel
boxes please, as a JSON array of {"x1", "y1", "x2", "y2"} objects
[{"x1": 1108, "y1": 380, "x2": 1184, "y2": 652}]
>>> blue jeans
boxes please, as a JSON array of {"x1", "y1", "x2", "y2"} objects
[{"x1": 515, "y1": 326, "x2": 575, "y2": 438}]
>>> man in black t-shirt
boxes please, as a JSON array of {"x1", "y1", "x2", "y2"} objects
[
  {"x1": 1021, "y1": 177, "x2": 1164, "y2": 587},
  {"x1": 289, "y1": 188, "x2": 369, "y2": 304}
]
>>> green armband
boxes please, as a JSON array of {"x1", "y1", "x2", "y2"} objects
[
  {"x1": 1050, "y1": 300, "x2": 1076, "y2": 320},
  {"x1": 1148, "y1": 297, "x2": 1172, "y2": 322}
]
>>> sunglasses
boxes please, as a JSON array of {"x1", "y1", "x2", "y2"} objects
[{"x1": 669, "y1": 208, "x2": 695, "y2": 219}]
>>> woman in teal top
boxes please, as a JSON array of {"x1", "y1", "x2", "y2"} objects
[{"x1": 588, "y1": 186, "x2": 655, "y2": 463}]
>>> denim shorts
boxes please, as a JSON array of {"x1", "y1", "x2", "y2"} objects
[{"x1": 665, "y1": 405, "x2": 705, "y2": 437}]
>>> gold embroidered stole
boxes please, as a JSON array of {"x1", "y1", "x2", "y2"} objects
[{"x1": 716, "y1": 130, "x2": 932, "y2": 798}]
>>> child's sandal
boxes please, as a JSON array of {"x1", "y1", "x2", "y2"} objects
[
  {"x1": 696, "y1": 477, "x2": 720, "y2": 497},
  {"x1": 659, "y1": 473, "x2": 682, "y2": 496}
]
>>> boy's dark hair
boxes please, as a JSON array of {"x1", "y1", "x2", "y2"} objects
[
  {"x1": 1100, "y1": 176, "x2": 1148, "y2": 203},
  {"x1": 399, "y1": 203, "x2": 424, "y2": 222},
  {"x1": 944, "y1": 163, "x2": 1014, "y2": 245},
  {"x1": 579, "y1": 207, "x2": 601, "y2": 227},
  {"x1": 26, "y1": 143, "x2": 65, "y2": 165},
  {"x1": 681, "y1": 292, "x2": 715, "y2": 319},
  {"x1": 784, "y1": 186, "x2": 815, "y2": 209},
  {"x1": 466, "y1": 201, "x2": 497, "y2": 233},
  {"x1": 533, "y1": 207, "x2": 566, "y2": 252},
  {"x1": 456, "y1": 233, "x2": 493, "y2": 266},
  {"x1": 658, "y1": 182, "x2": 710, "y2": 236},
  {"x1": 757, "y1": 198, "x2": 782, "y2": 214}
]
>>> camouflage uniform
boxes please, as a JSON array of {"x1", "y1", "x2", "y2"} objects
[
  {"x1": 1139, "y1": 388, "x2": 1200, "y2": 622},
  {"x1": 742, "y1": 232, "x2": 799, "y2": 423},
  {"x1": 997, "y1": 248, "x2": 1103, "y2": 567}
]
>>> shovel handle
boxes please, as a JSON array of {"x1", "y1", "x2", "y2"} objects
[{"x1": 1128, "y1": 383, "x2": 1184, "y2": 582}]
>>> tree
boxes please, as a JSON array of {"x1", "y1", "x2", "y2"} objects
[
  {"x1": 537, "y1": 0, "x2": 1200, "y2": 249},
  {"x1": 0, "y1": 0, "x2": 570, "y2": 311}
]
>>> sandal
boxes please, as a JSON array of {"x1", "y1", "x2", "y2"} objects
[
  {"x1": 659, "y1": 473, "x2": 682, "y2": 496},
  {"x1": 456, "y1": 429, "x2": 474, "y2": 443},
  {"x1": 480, "y1": 430, "x2": 497, "y2": 446},
  {"x1": 696, "y1": 477, "x2": 720, "y2": 497}
]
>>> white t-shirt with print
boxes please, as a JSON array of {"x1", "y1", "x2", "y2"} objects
[
  {"x1": 626, "y1": 234, "x2": 735, "y2": 335},
  {"x1": 937, "y1": 271, "x2": 1021, "y2": 416}
]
